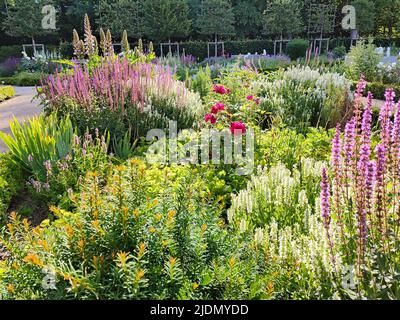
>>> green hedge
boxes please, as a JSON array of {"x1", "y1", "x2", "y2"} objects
[
  {"x1": 0, "y1": 72, "x2": 45, "y2": 87},
  {"x1": 286, "y1": 39, "x2": 309, "y2": 60},
  {"x1": 351, "y1": 80, "x2": 400, "y2": 100},
  {"x1": 0, "y1": 45, "x2": 22, "y2": 62},
  {"x1": 0, "y1": 85, "x2": 15, "y2": 102},
  {"x1": 155, "y1": 39, "x2": 275, "y2": 60}
]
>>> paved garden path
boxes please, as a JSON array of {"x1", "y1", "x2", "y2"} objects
[{"x1": 0, "y1": 86, "x2": 42, "y2": 153}]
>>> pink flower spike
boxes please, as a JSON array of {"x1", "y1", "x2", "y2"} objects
[
  {"x1": 204, "y1": 114, "x2": 217, "y2": 124},
  {"x1": 230, "y1": 121, "x2": 246, "y2": 135}
]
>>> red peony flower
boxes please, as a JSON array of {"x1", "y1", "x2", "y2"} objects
[
  {"x1": 255, "y1": 98, "x2": 261, "y2": 105},
  {"x1": 230, "y1": 121, "x2": 246, "y2": 135},
  {"x1": 246, "y1": 95, "x2": 254, "y2": 101},
  {"x1": 211, "y1": 102, "x2": 225, "y2": 114},
  {"x1": 204, "y1": 113, "x2": 217, "y2": 124},
  {"x1": 213, "y1": 84, "x2": 229, "y2": 95}
]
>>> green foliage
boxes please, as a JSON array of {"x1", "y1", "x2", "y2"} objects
[
  {"x1": 0, "y1": 162, "x2": 269, "y2": 300},
  {"x1": 263, "y1": 0, "x2": 303, "y2": 38},
  {"x1": 27, "y1": 131, "x2": 112, "y2": 207},
  {"x1": 332, "y1": 46, "x2": 347, "y2": 59},
  {"x1": 351, "y1": 0, "x2": 375, "y2": 35},
  {"x1": 352, "y1": 80, "x2": 400, "y2": 100},
  {"x1": 256, "y1": 127, "x2": 334, "y2": 169},
  {"x1": 96, "y1": 0, "x2": 144, "y2": 38},
  {"x1": 143, "y1": 0, "x2": 191, "y2": 42},
  {"x1": 112, "y1": 129, "x2": 137, "y2": 160},
  {"x1": 2, "y1": 0, "x2": 56, "y2": 45},
  {"x1": 0, "y1": 72, "x2": 45, "y2": 87},
  {"x1": 345, "y1": 38, "x2": 380, "y2": 82},
  {"x1": 0, "y1": 86, "x2": 15, "y2": 102},
  {"x1": 286, "y1": 39, "x2": 309, "y2": 61},
  {"x1": 188, "y1": 65, "x2": 212, "y2": 100},
  {"x1": 0, "y1": 114, "x2": 74, "y2": 179},
  {"x1": 196, "y1": 0, "x2": 235, "y2": 38},
  {"x1": 0, "y1": 46, "x2": 22, "y2": 63},
  {"x1": 0, "y1": 153, "x2": 24, "y2": 220},
  {"x1": 233, "y1": 1, "x2": 263, "y2": 39}
]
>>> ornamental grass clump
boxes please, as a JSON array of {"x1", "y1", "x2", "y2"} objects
[{"x1": 40, "y1": 59, "x2": 204, "y2": 141}]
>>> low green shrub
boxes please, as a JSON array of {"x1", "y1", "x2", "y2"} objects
[
  {"x1": 332, "y1": 46, "x2": 347, "y2": 59},
  {"x1": 0, "y1": 86, "x2": 15, "y2": 102},
  {"x1": 351, "y1": 80, "x2": 400, "y2": 100},
  {"x1": 0, "y1": 72, "x2": 45, "y2": 86},
  {"x1": 345, "y1": 38, "x2": 380, "y2": 82},
  {"x1": 0, "y1": 162, "x2": 270, "y2": 300},
  {"x1": 256, "y1": 127, "x2": 334, "y2": 169},
  {"x1": 0, "y1": 153, "x2": 24, "y2": 221},
  {"x1": 286, "y1": 39, "x2": 309, "y2": 61}
]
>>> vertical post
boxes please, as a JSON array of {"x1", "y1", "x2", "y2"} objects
[
  {"x1": 215, "y1": 34, "x2": 217, "y2": 57},
  {"x1": 32, "y1": 37, "x2": 37, "y2": 55}
]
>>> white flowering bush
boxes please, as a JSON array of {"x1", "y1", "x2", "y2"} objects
[
  {"x1": 20, "y1": 50, "x2": 61, "y2": 74},
  {"x1": 228, "y1": 158, "x2": 325, "y2": 230},
  {"x1": 377, "y1": 62, "x2": 400, "y2": 84},
  {"x1": 254, "y1": 66, "x2": 352, "y2": 132}
]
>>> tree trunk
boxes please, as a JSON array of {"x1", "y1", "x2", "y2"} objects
[{"x1": 32, "y1": 37, "x2": 37, "y2": 55}]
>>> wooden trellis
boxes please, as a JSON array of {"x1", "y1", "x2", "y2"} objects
[
  {"x1": 273, "y1": 37, "x2": 291, "y2": 56},
  {"x1": 160, "y1": 42, "x2": 180, "y2": 57},
  {"x1": 22, "y1": 44, "x2": 45, "y2": 55},
  {"x1": 207, "y1": 41, "x2": 224, "y2": 58},
  {"x1": 308, "y1": 3, "x2": 336, "y2": 38},
  {"x1": 309, "y1": 38, "x2": 330, "y2": 55}
]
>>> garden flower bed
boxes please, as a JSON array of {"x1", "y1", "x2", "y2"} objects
[{"x1": 0, "y1": 15, "x2": 399, "y2": 301}]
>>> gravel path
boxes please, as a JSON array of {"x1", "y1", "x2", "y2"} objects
[{"x1": 0, "y1": 86, "x2": 42, "y2": 153}]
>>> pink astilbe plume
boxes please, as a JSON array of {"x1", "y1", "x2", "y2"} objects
[{"x1": 40, "y1": 60, "x2": 192, "y2": 113}]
